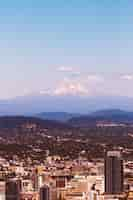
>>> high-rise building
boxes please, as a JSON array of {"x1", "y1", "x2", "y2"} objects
[
  {"x1": 105, "y1": 151, "x2": 123, "y2": 194},
  {"x1": 32, "y1": 168, "x2": 39, "y2": 191},
  {"x1": 5, "y1": 180, "x2": 20, "y2": 200},
  {"x1": 40, "y1": 185, "x2": 50, "y2": 200}
]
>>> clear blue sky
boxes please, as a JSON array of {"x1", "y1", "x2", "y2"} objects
[{"x1": 0, "y1": 0, "x2": 133, "y2": 98}]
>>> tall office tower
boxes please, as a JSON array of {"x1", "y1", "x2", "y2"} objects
[
  {"x1": 32, "y1": 168, "x2": 39, "y2": 191},
  {"x1": 105, "y1": 151, "x2": 123, "y2": 194},
  {"x1": 40, "y1": 185, "x2": 50, "y2": 200},
  {"x1": 5, "y1": 180, "x2": 20, "y2": 200}
]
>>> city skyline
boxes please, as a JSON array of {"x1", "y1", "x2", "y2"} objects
[
  {"x1": 0, "y1": 0, "x2": 132, "y2": 99},
  {"x1": 0, "y1": 2, "x2": 132, "y2": 199}
]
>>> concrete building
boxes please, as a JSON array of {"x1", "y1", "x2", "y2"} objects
[
  {"x1": 105, "y1": 151, "x2": 123, "y2": 194},
  {"x1": 6, "y1": 180, "x2": 20, "y2": 200},
  {"x1": 40, "y1": 185, "x2": 50, "y2": 200}
]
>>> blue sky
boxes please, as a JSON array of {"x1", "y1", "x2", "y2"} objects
[{"x1": 0, "y1": 0, "x2": 133, "y2": 98}]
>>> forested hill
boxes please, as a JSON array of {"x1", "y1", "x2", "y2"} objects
[
  {"x1": 0, "y1": 116, "x2": 70, "y2": 129},
  {"x1": 68, "y1": 109, "x2": 133, "y2": 127}
]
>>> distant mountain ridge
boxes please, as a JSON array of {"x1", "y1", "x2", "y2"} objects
[
  {"x1": 68, "y1": 109, "x2": 133, "y2": 127},
  {"x1": 36, "y1": 112, "x2": 80, "y2": 122},
  {"x1": 91, "y1": 109, "x2": 133, "y2": 118},
  {"x1": 0, "y1": 109, "x2": 132, "y2": 130},
  {"x1": 0, "y1": 116, "x2": 70, "y2": 129},
  {"x1": 35, "y1": 109, "x2": 133, "y2": 125}
]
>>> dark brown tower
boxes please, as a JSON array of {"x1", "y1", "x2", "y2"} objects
[{"x1": 105, "y1": 151, "x2": 123, "y2": 194}]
